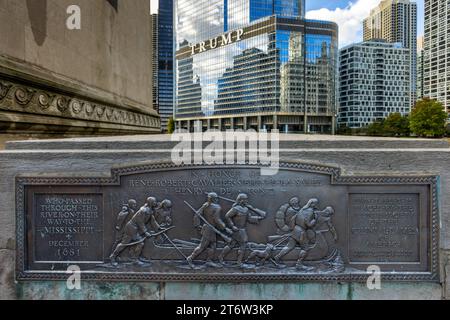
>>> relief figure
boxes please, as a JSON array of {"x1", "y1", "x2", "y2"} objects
[
  {"x1": 111, "y1": 199, "x2": 137, "y2": 250},
  {"x1": 219, "y1": 193, "x2": 267, "y2": 266},
  {"x1": 109, "y1": 197, "x2": 161, "y2": 266},
  {"x1": 274, "y1": 198, "x2": 320, "y2": 270},
  {"x1": 275, "y1": 197, "x2": 301, "y2": 234},
  {"x1": 185, "y1": 193, "x2": 233, "y2": 268}
]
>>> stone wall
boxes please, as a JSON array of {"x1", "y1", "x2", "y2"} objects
[
  {"x1": 0, "y1": 0, "x2": 160, "y2": 135},
  {"x1": 0, "y1": 135, "x2": 449, "y2": 300}
]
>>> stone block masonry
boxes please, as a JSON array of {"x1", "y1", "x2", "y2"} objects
[{"x1": 0, "y1": 0, "x2": 161, "y2": 135}]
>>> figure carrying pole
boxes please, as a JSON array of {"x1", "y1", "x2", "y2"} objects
[{"x1": 185, "y1": 193, "x2": 233, "y2": 268}]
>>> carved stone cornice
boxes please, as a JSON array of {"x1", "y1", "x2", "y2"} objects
[{"x1": 0, "y1": 78, "x2": 160, "y2": 131}]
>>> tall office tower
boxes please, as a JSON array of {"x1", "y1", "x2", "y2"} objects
[
  {"x1": 417, "y1": 36, "x2": 424, "y2": 100},
  {"x1": 363, "y1": 0, "x2": 417, "y2": 108},
  {"x1": 152, "y1": 0, "x2": 174, "y2": 132},
  {"x1": 338, "y1": 40, "x2": 411, "y2": 129},
  {"x1": 174, "y1": 0, "x2": 338, "y2": 134},
  {"x1": 424, "y1": 0, "x2": 450, "y2": 114}
]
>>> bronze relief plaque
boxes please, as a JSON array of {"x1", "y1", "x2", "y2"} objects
[{"x1": 16, "y1": 162, "x2": 439, "y2": 282}]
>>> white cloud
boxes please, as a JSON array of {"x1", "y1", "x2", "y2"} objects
[
  {"x1": 306, "y1": 0, "x2": 381, "y2": 48},
  {"x1": 150, "y1": 0, "x2": 159, "y2": 14}
]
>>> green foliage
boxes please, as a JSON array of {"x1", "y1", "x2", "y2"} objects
[
  {"x1": 383, "y1": 113, "x2": 411, "y2": 137},
  {"x1": 409, "y1": 98, "x2": 448, "y2": 138},
  {"x1": 339, "y1": 99, "x2": 449, "y2": 138},
  {"x1": 337, "y1": 125, "x2": 353, "y2": 135},
  {"x1": 346, "y1": 113, "x2": 411, "y2": 137},
  {"x1": 366, "y1": 120, "x2": 386, "y2": 136},
  {"x1": 167, "y1": 117, "x2": 175, "y2": 134}
]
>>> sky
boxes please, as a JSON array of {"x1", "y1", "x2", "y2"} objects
[
  {"x1": 150, "y1": 0, "x2": 158, "y2": 14},
  {"x1": 151, "y1": 0, "x2": 424, "y2": 48},
  {"x1": 306, "y1": 0, "x2": 424, "y2": 48}
]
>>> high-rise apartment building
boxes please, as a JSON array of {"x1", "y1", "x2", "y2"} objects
[
  {"x1": 174, "y1": 0, "x2": 338, "y2": 134},
  {"x1": 424, "y1": 0, "x2": 450, "y2": 114},
  {"x1": 363, "y1": 0, "x2": 417, "y2": 108},
  {"x1": 338, "y1": 40, "x2": 411, "y2": 129}
]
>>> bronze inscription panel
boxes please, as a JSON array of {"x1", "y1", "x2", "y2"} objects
[
  {"x1": 33, "y1": 194, "x2": 103, "y2": 263},
  {"x1": 349, "y1": 193, "x2": 420, "y2": 263},
  {"x1": 16, "y1": 162, "x2": 439, "y2": 282}
]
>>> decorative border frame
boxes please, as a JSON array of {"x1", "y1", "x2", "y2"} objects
[{"x1": 16, "y1": 161, "x2": 440, "y2": 282}]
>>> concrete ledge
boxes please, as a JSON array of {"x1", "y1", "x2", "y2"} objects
[{"x1": 5, "y1": 134, "x2": 449, "y2": 150}]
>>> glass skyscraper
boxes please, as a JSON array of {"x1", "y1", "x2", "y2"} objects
[
  {"x1": 174, "y1": 0, "x2": 338, "y2": 133},
  {"x1": 152, "y1": 0, "x2": 174, "y2": 132}
]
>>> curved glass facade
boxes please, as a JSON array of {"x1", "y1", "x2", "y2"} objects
[
  {"x1": 175, "y1": 0, "x2": 337, "y2": 133},
  {"x1": 176, "y1": 0, "x2": 305, "y2": 48}
]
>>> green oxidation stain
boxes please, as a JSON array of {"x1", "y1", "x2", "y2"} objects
[
  {"x1": 234, "y1": 283, "x2": 256, "y2": 299},
  {"x1": 93, "y1": 283, "x2": 122, "y2": 300},
  {"x1": 17, "y1": 281, "x2": 443, "y2": 300},
  {"x1": 340, "y1": 283, "x2": 350, "y2": 300},
  {"x1": 195, "y1": 283, "x2": 220, "y2": 298},
  {"x1": 16, "y1": 281, "x2": 359, "y2": 300},
  {"x1": 87, "y1": 283, "x2": 159, "y2": 300},
  {"x1": 213, "y1": 283, "x2": 221, "y2": 297},
  {"x1": 331, "y1": 282, "x2": 350, "y2": 300},
  {"x1": 347, "y1": 283, "x2": 354, "y2": 300},
  {"x1": 190, "y1": 283, "x2": 206, "y2": 297},
  {"x1": 17, "y1": 282, "x2": 58, "y2": 300},
  {"x1": 170, "y1": 283, "x2": 354, "y2": 300},
  {"x1": 15, "y1": 282, "x2": 24, "y2": 300},
  {"x1": 255, "y1": 284, "x2": 264, "y2": 299},
  {"x1": 296, "y1": 284, "x2": 305, "y2": 297},
  {"x1": 17, "y1": 282, "x2": 161, "y2": 300},
  {"x1": 190, "y1": 283, "x2": 248, "y2": 299}
]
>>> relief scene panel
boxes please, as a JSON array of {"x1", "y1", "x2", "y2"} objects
[{"x1": 17, "y1": 163, "x2": 438, "y2": 281}]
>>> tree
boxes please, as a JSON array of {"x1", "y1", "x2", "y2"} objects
[
  {"x1": 351, "y1": 113, "x2": 411, "y2": 137},
  {"x1": 167, "y1": 117, "x2": 175, "y2": 134},
  {"x1": 337, "y1": 125, "x2": 352, "y2": 135},
  {"x1": 383, "y1": 113, "x2": 411, "y2": 137},
  {"x1": 366, "y1": 120, "x2": 385, "y2": 136},
  {"x1": 410, "y1": 98, "x2": 448, "y2": 138}
]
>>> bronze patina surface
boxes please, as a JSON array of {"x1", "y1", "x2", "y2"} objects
[{"x1": 16, "y1": 162, "x2": 439, "y2": 282}]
